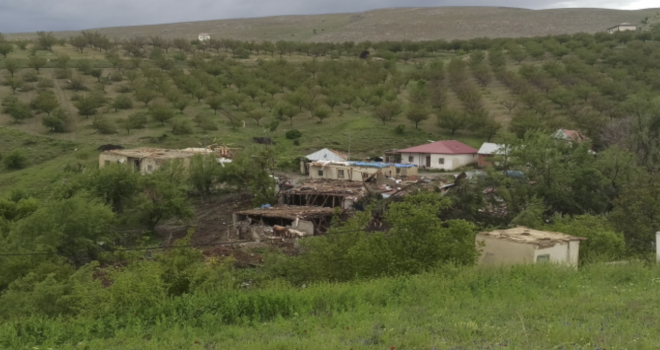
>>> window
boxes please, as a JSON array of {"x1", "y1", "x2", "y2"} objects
[
  {"x1": 536, "y1": 254, "x2": 550, "y2": 263},
  {"x1": 408, "y1": 156, "x2": 414, "y2": 162},
  {"x1": 147, "y1": 165, "x2": 153, "y2": 172},
  {"x1": 318, "y1": 170, "x2": 324, "y2": 177},
  {"x1": 396, "y1": 168, "x2": 401, "y2": 174},
  {"x1": 438, "y1": 158, "x2": 445, "y2": 165},
  {"x1": 337, "y1": 170, "x2": 344, "y2": 178}
]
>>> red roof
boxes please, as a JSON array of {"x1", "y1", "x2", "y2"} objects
[{"x1": 397, "y1": 140, "x2": 478, "y2": 155}]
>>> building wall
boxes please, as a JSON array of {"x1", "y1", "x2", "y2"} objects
[
  {"x1": 99, "y1": 154, "x2": 191, "y2": 174},
  {"x1": 608, "y1": 25, "x2": 636, "y2": 33},
  {"x1": 99, "y1": 153, "x2": 127, "y2": 169},
  {"x1": 477, "y1": 236, "x2": 536, "y2": 265},
  {"x1": 400, "y1": 152, "x2": 477, "y2": 171},
  {"x1": 534, "y1": 241, "x2": 580, "y2": 268},
  {"x1": 308, "y1": 164, "x2": 392, "y2": 182},
  {"x1": 478, "y1": 154, "x2": 494, "y2": 167}
]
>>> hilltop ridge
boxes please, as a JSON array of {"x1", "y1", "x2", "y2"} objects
[{"x1": 5, "y1": 6, "x2": 660, "y2": 42}]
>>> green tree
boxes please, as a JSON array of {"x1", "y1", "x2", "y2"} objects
[
  {"x1": 205, "y1": 95, "x2": 223, "y2": 114},
  {"x1": 189, "y1": 154, "x2": 221, "y2": 197},
  {"x1": 3, "y1": 58, "x2": 19, "y2": 77},
  {"x1": 3, "y1": 76, "x2": 23, "y2": 93},
  {"x1": 118, "y1": 112, "x2": 147, "y2": 134},
  {"x1": 2, "y1": 96, "x2": 31, "y2": 123},
  {"x1": 373, "y1": 100, "x2": 402, "y2": 125},
  {"x1": 84, "y1": 163, "x2": 141, "y2": 213},
  {"x1": 406, "y1": 105, "x2": 430, "y2": 129},
  {"x1": 246, "y1": 108, "x2": 267, "y2": 126},
  {"x1": 0, "y1": 42, "x2": 13, "y2": 58},
  {"x1": 72, "y1": 95, "x2": 99, "y2": 118},
  {"x1": 134, "y1": 88, "x2": 158, "y2": 106},
  {"x1": 133, "y1": 162, "x2": 194, "y2": 231},
  {"x1": 436, "y1": 109, "x2": 467, "y2": 135},
  {"x1": 149, "y1": 104, "x2": 175, "y2": 125},
  {"x1": 42, "y1": 108, "x2": 70, "y2": 132},
  {"x1": 111, "y1": 94, "x2": 133, "y2": 112},
  {"x1": 549, "y1": 215, "x2": 625, "y2": 263},
  {"x1": 27, "y1": 55, "x2": 47, "y2": 74},
  {"x1": 11, "y1": 193, "x2": 115, "y2": 262},
  {"x1": 36, "y1": 31, "x2": 58, "y2": 51},
  {"x1": 31, "y1": 91, "x2": 59, "y2": 116},
  {"x1": 313, "y1": 105, "x2": 331, "y2": 124}
]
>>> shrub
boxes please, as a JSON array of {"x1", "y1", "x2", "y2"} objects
[
  {"x1": 42, "y1": 108, "x2": 71, "y2": 132},
  {"x1": 114, "y1": 84, "x2": 133, "y2": 93},
  {"x1": 37, "y1": 77, "x2": 54, "y2": 89},
  {"x1": 285, "y1": 129, "x2": 302, "y2": 140},
  {"x1": 3, "y1": 150, "x2": 27, "y2": 170},
  {"x1": 109, "y1": 72, "x2": 123, "y2": 82},
  {"x1": 54, "y1": 68, "x2": 72, "y2": 79},
  {"x1": 394, "y1": 124, "x2": 406, "y2": 135},
  {"x1": 172, "y1": 119, "x2": 193, "y2": 135}
]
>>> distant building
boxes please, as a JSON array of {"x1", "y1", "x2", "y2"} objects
[
  {"x1": 607, "y1": 23, "x2": 637, "y2": 34},
  {"x1": 397, "y1": 140, "x2": 478, "y2": 171},
  {"x1": 477, "y1": 142, "x2": 506, "y2": 167},
  {"x1": 99, "y1": 148, "x2": 199, "y2": 174},
  {"x1": 477, "y1": 226, "x2": 587, "y2": 268},
  {"x1": 198, "y1": 33, "x2": 211, "y2": 42},
  {"x1": 553, "y1": 129, "x2": 588, "y2": 143}
]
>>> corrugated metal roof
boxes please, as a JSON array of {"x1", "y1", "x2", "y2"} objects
[
  {"x1": 478, "y1": 226, "x2": 587, "y2": 249},
  {"x1": 305, "y1": 148, "x2": 348, "y2": 162},
  {"x1": 397, "y1": 140, "x2": 478, "y2": 155}
]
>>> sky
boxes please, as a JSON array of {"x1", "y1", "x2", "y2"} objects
[{"x1": 0, "y1": 0, "x2": 657, "y2": 33}]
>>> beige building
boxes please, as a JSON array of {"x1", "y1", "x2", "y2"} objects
[
  {"x1": 477, "y1": 226, "x2": 587, "y2": 268},
  {"x1": 607, "y1": 23, "x2": 637, "y2": 34},
  {"x1": 99, "y1": 148, "x2": 198, "y2": 174},
  {"x1": 308, "y1": 161, "x2": 418, "y2": 182}
]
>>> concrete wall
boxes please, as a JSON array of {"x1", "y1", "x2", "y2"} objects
[
  {"x1": 308, "y1": 164, "x2": 391, "y2": 182},
  {"x1": 477, "y1": 235, "x2": 536, "y2": 265},
  {"x1": 99, "y1": 153, "x2": 127, "y2": 169},
  {"x1": 608, "y1": 25, "x2": 636, "y2": 34},
  {"x1": 400, "y1": 152, "x2": 477, "y2": 171},
  {"x1": 535, "y1": 241, "x2": 580, "y2": 268},
  {"x1": 288, "y1": 220, "x2": 315, "y2": 236}
]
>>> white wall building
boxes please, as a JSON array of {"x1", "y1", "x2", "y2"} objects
[
  {"x1": 476, "y1": 226, "x2": 587, "y2": 268},
  {"x1": 198, "y1": 33, "x2": 211, "y2": 42},
  {"x1": 396, "y1": 140, "x2": 478, "y2": 171}
]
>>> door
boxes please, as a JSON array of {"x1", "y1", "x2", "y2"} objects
[{"x1": 425, "y1": 156, "x2": 431, "y2": 168}]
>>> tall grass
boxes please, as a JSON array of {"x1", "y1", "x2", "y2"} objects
[{"x1": 2, "y1": 263, "x2": 659, "y2": 349}]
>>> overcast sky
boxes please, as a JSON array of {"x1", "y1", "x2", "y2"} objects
[{"x1": 0, "y1": 0, "x2": 657, "y2": 33}]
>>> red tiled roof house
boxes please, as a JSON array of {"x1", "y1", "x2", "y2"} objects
[{"x1": 396, "y1": 140, "x2": 478, "y2": 171}]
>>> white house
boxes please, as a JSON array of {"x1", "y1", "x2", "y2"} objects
[
  {"x1": 198, "y1": 33, "x2": 211, "y2": 42},
  {"x1": 476, "y1": 226, "x2": 587, "y2": 268},
  {"x1": 607, "y1": 23, "x2": 637, "y2": 34},
  {"x1": 397, "y1": 140, "x2": 478, "y2": 171}
]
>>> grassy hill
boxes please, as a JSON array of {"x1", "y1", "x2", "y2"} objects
[{"x1": 5, "y1": 7, "x2": 660, "y2": 42}]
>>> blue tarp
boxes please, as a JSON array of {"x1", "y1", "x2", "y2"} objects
[
  {"x1": 394, "y1": 163, "x2": 417, "y2": 168},
  {"x1": 349, "y1": 162, "x2": 392, "y2": 169}
]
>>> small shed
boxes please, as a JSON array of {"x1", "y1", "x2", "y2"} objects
[
  {"x1": 477, "y1": 226, "x2": 586, "y2": 268},
  {"x1": 280, "y1": 180, "x2": 366, "y2": 209},
  {"x1": 477, "y1": 142, "x2": 506, "y2": 167},
  {"x1": 607, "y1": 23, "x2": 637, "y2": 34}
]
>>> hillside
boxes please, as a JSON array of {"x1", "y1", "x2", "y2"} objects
[{"x1": 5, "y1": 7, "x2": 660, "y2": 42}]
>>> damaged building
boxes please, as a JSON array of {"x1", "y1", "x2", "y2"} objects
[
  {"x1": 280, "y1": 180, "x2": 366, "y2": 210},
  {"x1": 99, "y1": 148, "x2": 198, "y2": 174},
  {"x1": 233, "y1": 205, "x2": 335, "y2": 238},
  {"x1": 308, "y1": 161, "x2": 418, "y2": 182}
]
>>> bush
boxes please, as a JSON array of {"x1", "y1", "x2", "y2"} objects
[
  {"x1": 42, "y1": 108, "x2": 71, "y2": 132},
  {"x1": 114, "y1": 84, "x2": 133, "y2": 93},
  {"x1": 109, "y1": 72, "x2": 123, "y2": 82},
  {"x1": 293, "y1": 139, "x2": 300, "y2": 146},
  {"x1": 394, "y1": 124, "x2": 406, "y2": 135},
  {"x1": 285, "y1": 129, "x2": 302, "y2": 140},
  {"x1": 193, "y1": 114, "x2": 218, "y2": 131},
  {"x1": 172, "y1": 119, "x2": 193, "y2": 135},
  {"x1": 37, "y1": 77, "x2": 54, "y2": 89},
  {"x1": 54, "y1": 68, "x2": 72, "y2": 79},
  {"x1": 92, "y1": 117, "x2": 117, "y2": 134},
  {"x1": 3, "y1": 150, "x2": 27, "y2": 170}
]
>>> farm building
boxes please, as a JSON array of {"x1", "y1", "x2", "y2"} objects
[
  {"x1": 397, "y1": 140, "x2": 478, "y2": 171},
  {"x1": 198, "y1": 33, "x2": 211, "y2": 41},
  {"x1": 99, "y1": 148, "x2": 198, "y2": 174},
  {"x1": 607, "y1": 23, "x2": 637, "y2": 34},
  {"x1": 233, "y1": 205, "x2": 335, "y2": 237},
  {"x1": 476, "y1": 226, "x2": 586, "y2": 268},
  {"x1": 477, "y1": 143, "x2": 506, "y2": 167},
  {"x1": 280, "y1": 180, "x2": 366, "y2": 210},
  {"x1": 300, "y1": 148, "x2": 349, "y2": 175}
]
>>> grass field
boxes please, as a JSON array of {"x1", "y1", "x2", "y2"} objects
[
  {"x1": 2, "y1": 263, "x2": 659, "y2": 350},
  {"x1": 5, "y1": 7, "x2": 660, "y2": 43}
]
